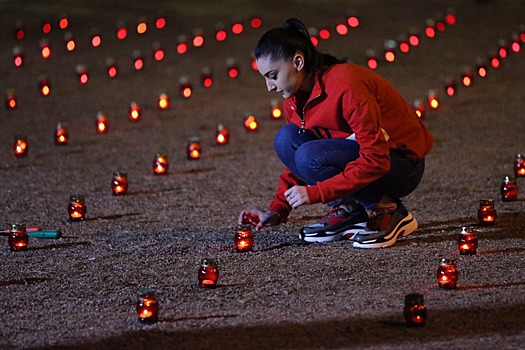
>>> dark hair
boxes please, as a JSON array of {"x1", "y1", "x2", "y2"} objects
[{"x1": 254, "y1": 18, "x2": 345, "y2": 76}]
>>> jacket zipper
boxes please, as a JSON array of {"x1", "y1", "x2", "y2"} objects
[{"x1": 290, "y1": 92, "x2": 322, "y2": 134}]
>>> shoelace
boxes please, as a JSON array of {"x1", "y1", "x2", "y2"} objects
[
  {"x1": 366, "y1": 208, "x2": 388, "y2": 230},
  {"x1": 320, "y1": 207, "x2": 343, "y2": 224}
]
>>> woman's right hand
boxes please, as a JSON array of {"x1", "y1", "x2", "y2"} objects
[{"x1": 238, "y1": 209, "x2": 281, "y2": 231}]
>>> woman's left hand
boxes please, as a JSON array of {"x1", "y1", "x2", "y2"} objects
[{"x1": 284, "y1": 185, "x2": 310, "y2": 209}]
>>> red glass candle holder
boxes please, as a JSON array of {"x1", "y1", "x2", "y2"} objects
[
  {"x1": 444, "y1": 78, "x2": 457, "y2": 97},
  {"x1": 158, "y1": 93, "x2": 169, "y2": 110},
  {"x1": 177, "y1": 34, "x2": 188, "y2": 55},
  {"x1": 39, "y1": 75, "x2": 51, "y2": 96},
  {"x1": 96, "y1": 112, "x2": 109, "y2": 133},
  {"x1": 68, "y1": 194, "x2": 86, "y2": 221},
  {"x1": 6, "y1": 89, "x2": 17, "y2": 109},
  {"x1": 234, "y1": 224, "x2": 254, "y2": 252},
  {"x1": 136, "y1": 289, "x2": 159, "y2": 323},
  {"x1": 215, "y1": 124, "x2": 230, "y2": 145},
  {"x1": 461, "y1": 67, "x2": 473, "y2": 87},
  {"x1": 226, "y1": 57, "x2": 239, "y2": 79},
  {"x1": 179, "y1": 76, "x2": 192, "y2": 98},
  {"x1": 75, "y1": 64, "x2": 89, "y2": 85},
  {"x1": 514, "y1": 153, "x2": 525, "y2": 177},
  {"x1": 270, "y1": 99, "x2": 283, "y2": 119},
  {"x1": 153, "y1": 153, "x2": 169, "y2": 175},
  {"x1": 198, "y1": 258, "x2": 219, "y2": 288},
  {"x1": 55, "y1": 122, "x2": 69, "y2": 144},
  {"x1": 437, "y1": 258, "x2": 458, "y2": 289},
  {"x1": 40, "y1": 39, "x2": 51, "y2": 59},
  {"x1": 427, "y1": 89, "x2": 439, "y2": 109},
  {"x1": 64, "y1": 32, "x2": 76, "y2": 52},
  {"x1": 403, "y1": 293, "x2": 426, "y2": 327},
  {"x1": 187, "y1": 137, "x2": 201, "y2": 160},
  {"x1": 366, "y1": 49, "x2": 378, "y2": 70},
  {"x1": 129, "y1": 101, "x2": 141, "y2": 121},
  {"x1": 13, "y1": 135, "x2": 28, "y2": 158},
  {"x1": 192, "y1": 29, "x2": 204, "y2": 48},
  {"x1": 425, "y1": 18, "x2": 436, "y2": 39},
  {"x1": 13, "y1": 46, "x2": 24, "y2": 67},
  {"x1": 132, "y1": 50, "x2": 144, "y2": 70},
  {"x1": 105, "y1": 57, "x2": 118, "y2": 78},
  {"x1": 152, "y1": 41, "x2": 165, "y2": 61},
  {"x1": 112, "y1": 172, "x2": 128, "y2": 195},
  {"x1": 413, "y1": 99, "x2": 425, "y2": 118},
  {"x1": 383, "y1": 40, "x2": 396, "y2": 63},
  {"x1": 477, "y1": 199, "x2": 496, "y2": 226},
  {"x1": 501, "y1": 176, "x2": 518, "y2": 201},
  {"x1": 201, "y1": 66, "x2": 213, "y2": 88},
  {"x1": 244, "y1": 114, "x2": 258, "y2": 131},
  {"x1": 475, "y1": 58, "x2": 487, "y2": 78},
  {"x1": 458, "y1": 226, "x2": 478, "y2": 255},
  {"x1": 9, "y1": 223, "x2": 28, "y2": 252}
]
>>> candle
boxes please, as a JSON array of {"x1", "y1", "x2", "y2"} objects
[
  {"x1": 445, "y1": 78, "x2": 457, "y2": 97},
  {"x1": 198, "y1": 258, "x2": 219, "y2": 288},
  {"x1": 55, "y1": 122, "x2": 69, "y2": 145},
  {"x1": 153, "y1": 153, "x2": 169, "y2": 175},
  {"x1": 136, "y1": 18, "x2": 147, "y2": 34},
  {"x1": 158, "y1": 93, "x2": 169, "y2": 110},
  {"x1": 6, "y1": 89, "x2": 17, "y2": 109},
  {"x1": 15, "y1": 21, "x2": 25, "y2": 40},
  {"x1": 475, "y1": 58, "x2": 487, "y2": 78},
  {"x1": 501, "y1": 176, "x2": 518, "y2": 201},
  {"x1": 105, "y1": 57, "x2": 118, "y2": 78},
  {"x1": 226, "y1": 57, "x2": 239, "y2": 79},
  {"x1": 129, "y1": 101, "x2": 141, "y2": 121},
  {"x1": 90, "y1": 31, "x2": 101, "y2": 48},
  {"x1": 413, "y1": 99, "x2": 425, "y2": 118},
  {"x1": 112, "y1": 172, "x2": 128, "y2": 195},
  {"x1": 187, "y1": 137, "x2": 201, "y2": 160},
  {"x1": 179, "y1": 76, "x2": 192, "y2": 98},
  {"x1": 215, "y1": 124, "x2": 230, "y2": 145},
  {"x1": 244, "y1": 114, "x2": 258, "y2": 131},
  {"x1": 192, "y1": 29, "x2": 204, "y2": 48},
  {"x1": 76, "y1": 64, "x2": 89, "y2": 85},
  {"x1": 136, "y1": 289, "x2": 159, "y2": 323},
  {"x1": 383, "y1": 39, "x2": 396, "y2": 63},
  {"x1": 234, "y1": 224, "x2": 254, "y2": 252},
  {"x1": 132, "y1": 50, "x2": 144, "y2": 70},
  {"x1": 408, "y1": 28, "x2": 420, "y2": 46},
  {"x1": 427, "y1": 89, "x2": 439, "y2": 109},
  {"x1": 458, "y1": 226, "x2": 478, "y2": 255},
  {"x1": 8, "y1": 223, "x2": 28, "y2": 252},
  {"x1": 39, "y1": 76, "x2": 51, "y2": 96},
  {"x1": 40, "y1": 39, "x2": 51, "y2": 59},
  {"x1": 153, "y1": 41, "x2": 165, "y2": 61},
  {"x1": 461, "y1": 67, "x2": 473, "y2": 87},
  {"x1": 425, "y1": 18, "x2": 436, "y2": 39},
  {"x1": 366, "y1": 49, "x2": 378, "y2": 70},
  {"x1": 477, "y1": 199, "x2": 496, "y2": 226},
  {"x1": 270, "y1": 99, "x2": 283, "y2": 119},
  {"x1": 68, "y1": 194, "x2": 86, "y2": 221},
  {"x1": 116, "y1": 21, "x2": 127, "y2": 40},
  {"x1": 437, "y1": 258, "x2": 458, "y2": 289},
  {"x1": 177, "y1": 34, "x2": 188, "y2": 55},
  {"x1": 403, "y1": 293, "x2": 426, "y2": 327},
  {"x1": 96, "y1": 112, "x2": 109, "y2": 133},
  {"x1": 514, "y1": 153, "x2": 525, "y2": 177},
  {"x1": 13, "y1": 46, "x2": 24, "y2": 67},
  {"x1": 201, "y1": 66, "x2": 213, "y2": 88},
  {"x1": 64, "y1": 32, "x2": 76, "y2": 52},
  {"x1": 13, "y1": 135, "x2": 28, "y2": 158}
]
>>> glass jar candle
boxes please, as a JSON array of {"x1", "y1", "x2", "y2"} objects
[
  {"x1": 68, "y1": 194, "x2": 86, "y2": 221},
  {"x1": 437, "y1": 258, "x2": 458, "y2": 289},
  {"x1": 6, "y1": 89, "x2": 17, "y2": 109},
  {"x1": 477, "y1": 199, "x2": 496, "y2": 226},
  {"x1": 112, "y1": 172, "x2": 128, "y2": 195},
  {"x1": 201, "y1": 66, "x2": 213, "y2": 88},
  {"x1": 500, "y1": 176, "x2": 518, "y2": 202},
  {"x1": 158, "y1": 93, "x2": 169, "y2": 110},
  {"x1": 427, "y1": 89, "x2": 439, "y2": 109},
  {"x1": 413, "y1": 99, "x2": 425, "y2": 119},
  {"x1": 234, "y1": 224, "x2": 254, "y2": 252},
  {"x1": 198, "y1": 258, "x2": 219, "y2": 288},
  {"x1": 270, "y1": 99, "x2": 283, "y2": 119},
  {"x1": 153, "y1": 153, "x2": 169, "y2": 175},
  {"x1": 9, "y1": 223, "x2": 28, "y2": 252},
  {"x1": 215, "y1": 124, "x2": 229, "y2": 145},
  {"x1": 96, "y1": 112, "x2": 109, "y2": 133},
  {"x1": 403, "y1": 293, "x2": 426, "y2": 327},
  {"x1": 129, "y1": 101, "x2": 141, "y2": 121},
  {"x1": 13, "y1": 135, "x2": 28, "y2": 157},
  {"x1": 187, "y1": 136, "x2": 201, "y2": 160},
  {"x1": 55, "y1": 122, "x2": 69, "y2": 144},
  {"x1": 136, "y1": 289, "x2": 159, "y2": 323},
  {"x1": 179, "y1": 76, "x2": 192, "y2": 98},
  {"x1": 458, "y1": 226, "x2": 478, "y2": 255},
  {"x1": 514, "y1": 153, "x2": 525, "y2": 177},
  {"x1": 244, "y1": 114, "x2": 258, "y2": 131}
]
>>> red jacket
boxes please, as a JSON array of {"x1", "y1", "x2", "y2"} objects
[{"x1": 269, "y1": 63, "x2": 434, "y2": 220}]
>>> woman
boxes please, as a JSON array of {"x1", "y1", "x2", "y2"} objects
[{"x1": 238, "y1": 18, "x2": 433, "y2": 248}]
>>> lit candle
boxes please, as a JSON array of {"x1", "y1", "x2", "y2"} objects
[
  {"x1": 14, "y1": 21, "x2": 25, "y2": 40},
  {"x1": 444, "y1": 78, "x2": 457, "y2": 97},
  {"x1": 270, "y1": 99, "x2": 283, "y2": 119},
  {"x1": 55, "y1": 122, "x2": 69, "y2": 145},
  {"x1": 187, "y1": 137, "x2": 201, "y2": 160},
  {"x1": 8, "y1": 223, "x2": 28, "y2": 252},
  {"x1": 132, "y1": 50, "x2": 144, "y2": 70},
  {"x1": 112, "y1": 172, "x2": 128, "y2": 195},
  {"x1": 129, "y1": 101, "x2": 141, "y2": 121},
  {"x1": 76, "y1": 64, "x2": 89, "y2": 85},
  {"x1": 6, "y1": 89, "x2": 17, "y2": 109},
  {"x1": 458, "y1": 226, "x2": 478, "y2": 255},
  {"x1": 179, "y1": 76, "x2": 192, "y2": 98},
  {"x1": 40, "y1": 39, "x2": 51, "y2": 59},
  {"x1": 13, "y1": 46, "x2": 24, "y2": 67},
  {"x1": 13, "y1": 135, "x2": 28, "y2": 158},
  {"x1": 403, "y1": 293, "x2": 426, "y2": 327},
  {"x1": 501, "y1": 176, "x2": 518, "y2": 201},
  {"x1": 244, "y1": 114, "x2": 258, "y2": 132},
  {"x1": 152, "y1": 41, "x2": 165, "y2": 61},
  {"x1": 427, "y1": 89, "x2": 439, "y2": 109},
  {"x1": 64, "y1": 31, "x2": 76, "y2": 52},
  {"x1": 413, "y1": 99, "x2": 425, "y2": 118},
  {"x1": 383, "y1": 40, "x2": 396, "y2": 63},
  {"x1": 408, "y1": 28, "x2": 420, "y2": 46},
  {"x1": 461, "y1": 67, "x2": 473, "y2": 87},
  {"x1": 153, "y1": 153, "x2": 169, "y2": 175},
  {"x1": 226, "y1": 57, "x2": 239, "y2": 79},
  {"x1": 366, "y1": 49, "x2": 378, "y2": 70},
  {"x1": 201, "y1": 66, "x2": 213, "y2": 88},
  {"x1": 105, "y1": 57, "x2": 118, "y2": 78},
  {"x1": 90, "y1": 30, "x2": 101, "y2": 48},
  {"x1": 136, "y1": 18, "x2": 147, "y2": 34},
  {"x1": 475, "y1": 58, "x2": 487, "y2": 78},
  {"x1": 177, "y1": 34, "x2": 188, "y2": 55},
  {"x1": 39, "y1": 75, "x2": 51, "y2": 96},
  {"x1": 68, "y1": 194, "x2": 86, "y2": 221},
  {"x1": 215, "y1": 124, "x2": 230, "y2": 145},
  {"x1": 514, "y1": 153, "x2": 525, "y2": 177},
  {"x1": 234, "y1": 224, "x2": 254, "y2": 252},
  {"x1": 477, "y1": 199, "x2": 496, "y2": 226},
  {"x1": 437, "y1": 258, "x2": 458, "y2": 289},
  {"x1": 192, "y1": 29, "x2": 204, "y2": 48},
  {"x1": 116, "y1": 21, "x2": 127, "y2": 40},
  {"x1": 136, "y1": 289, "x2": 159, "y2": 323},
  {"x1": 96, "y1": 112, "x2": 109, "y2": 133},
  {"x1": 198, "y1": 258, "x2": 219, "y2": 288},
  {"x1": 425, "y1": 18, "x2": 436, "y2": 39},
  {"x1": 158, "y1": 93, "x2": 169, "y2": 110}
]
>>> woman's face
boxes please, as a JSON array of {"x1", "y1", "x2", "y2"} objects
[{"x1": 256, "y1": 55, "x2": 304, "y2": 99}]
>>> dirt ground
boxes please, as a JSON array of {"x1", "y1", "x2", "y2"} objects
[{"x1": 1, "y1": 0, "x2": 524, "y2": 349}]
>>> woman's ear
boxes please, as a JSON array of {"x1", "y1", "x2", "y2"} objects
[{"x1": 293, "y1": 53, "x2": 305, "y2": 71}]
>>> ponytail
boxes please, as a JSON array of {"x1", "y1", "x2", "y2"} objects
[{"x1": 254, "y1": 18, "x2": 345, "y2": 76}]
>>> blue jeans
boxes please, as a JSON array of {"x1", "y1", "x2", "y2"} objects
[{"x1": 274, "y1": 124, "x2": 425, "y2": 210}]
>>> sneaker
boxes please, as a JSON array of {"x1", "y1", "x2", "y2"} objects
[
  {"x1": 299, "y1": 205, "x2": 369, "y2": 243},
  {"x1": 352, "y1": 202, "x2": 417, "y2": 249}
]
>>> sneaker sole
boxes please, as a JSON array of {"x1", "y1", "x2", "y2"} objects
[
  {"x1": 341, "y1": 222, "x2": 368, "y2": 241},
  {"x1": 300, "y1": 222, "x2": 368, "y2": 243},
  {"x1": 352, "y1": 215, "x2": 418, "y2": 249},
  {"x1": 299, "y1": 232, "x2": 343, "y2": 243}
]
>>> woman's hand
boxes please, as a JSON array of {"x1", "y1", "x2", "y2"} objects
[
  {"x1": 284, "y1": 185, "x2": 310, "y2": 208},
  {"x1": 238, "y1": 209, "x2": 280, "y2": 231}
]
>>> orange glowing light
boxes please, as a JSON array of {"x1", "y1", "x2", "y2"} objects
[
  {"x1": 384, "y1": 51, "x2": 395, "y2": 63},
  {"x1": 137, "y1": 22, "x2": 147, "y2": 34},
  {"x1": 112, "y1": 172, "x2": 128, "y2": 195},
  {"x1": 409, "y1": 34, "x2": 419, "y2": 46},
  {"x1": 270, "y1": 99, "x2": 283, "y2": 119},
  {"x1": 215, "y1": 124, "x2": 230, "y2": 145},
  {"x1": 198, "y1": 258, "x2": 219, "y2": 289},
  {"x1": 187, "y1": 137, "x2": 202, "y2": 160},
  {"x1": 153, "y1": 153, "x2": 169, "y2": 175},
  {"x1": 68, "y1": 195, "x2": 86, "y2": 221},
  {"x1": 193, "y1": 34, "x2": 204, "y2": 47},
  {"x1": 158, "y1": 94, "x2": 169, "y2": 110},
  {"x1": 55, "y1": 123, "x2": 68, "y2": 145},
  {"x1": 96, "y1": 113, "x2": 109, "y2": 133},
  {"x1": 14, "y1": 137, "x2": 28, "y2": 157},
  {"x1": 244, "y1": 115, "x2": 258, "y2": 131},
  {"x1": 41, "y1": 46, "x2": 51, "y2": 59},
  {"x1": 59, "y1": 18, "x2": 69, "y2": 29},
  {"x1": 462, "y1": 75, "x2": 472, "y2": 87},
  {"x1": 136, "y1": 290, "x2": 159, "y2": 323},
  {"x1": 458, "y1": 227, "x2": 478, "y2": 255},
  {"x1": 6, "y1": 91, "x2": 17, "y2": 109},
  {"x1": 66, "y1": 39, "x2": 75, "y2": 51},
  {"x1": 130, "y1": 101, "x2": 142, "y2": 119}
]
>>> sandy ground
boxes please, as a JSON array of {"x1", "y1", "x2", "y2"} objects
[{"x1": 1, "y1": 0, "x2": 524, "y2": 349}]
